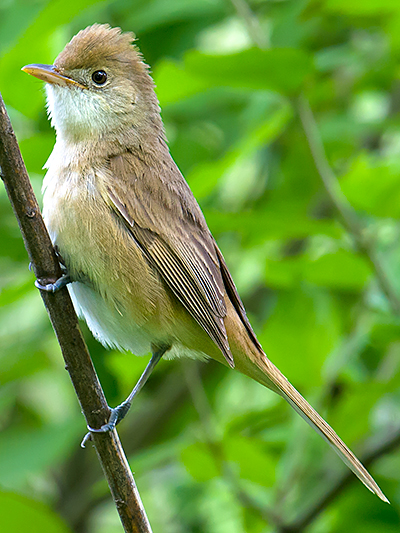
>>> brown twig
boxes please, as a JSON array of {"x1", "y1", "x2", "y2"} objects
[
  {"x1": 298, "y1": 94, "x2": 400, "y2": 315},
  {"x1": 58, "y1": 364, "x2": 206, "y2": 531},
  {"x1": 0, "y1": 92, "x2": 151, "y2": 533}
]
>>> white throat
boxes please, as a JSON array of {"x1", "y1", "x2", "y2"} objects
[{"x1": 46, "y1": 84, "x2": 132, "y2": 142}]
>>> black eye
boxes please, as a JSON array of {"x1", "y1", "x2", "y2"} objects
[{"x1": 92, "y1": 70, "x2": 107, "y2": 85}]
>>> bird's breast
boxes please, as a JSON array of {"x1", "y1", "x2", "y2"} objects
[{"x1": 42, "y1": 156, "x2": 175, "y2": 354}]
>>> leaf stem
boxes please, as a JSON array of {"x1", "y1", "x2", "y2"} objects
[
  {"x1": 276, "y1": 427, "x2": 400, "y2": 532},
  {"x1": 229, "y1": 0, "x2": 269, "y2": 49},
  {"x1": 298, "y1": 94, "x2": 400, "y2": 315}
]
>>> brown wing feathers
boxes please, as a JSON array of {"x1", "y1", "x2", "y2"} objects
[
  {"x1": 132, "y1": 227, "x2": 233, "y2": 365},
  {"x1": 105, "y1": 152, "x2": 239, "y2": 366}
]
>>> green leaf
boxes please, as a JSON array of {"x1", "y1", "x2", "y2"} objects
[
  {"x1": 304, "y1": 249, "x2": 372, "y2": 290},
  {"x1": 19, "y1": 134, "x2": 54, "y2": 175},
  {"x1": 259, "y1": 286, "x2": 341, "y2": 388},
  {"x1": 0, "y1": 491, "x2": 71, "y2": 533},
  {"x1": 205, "y1": 207, "x2": 342, "y2": 243},
  {"x1": 0, "y1": 0, "x2": 47, "y2": 56},
  {"x1": 326, "y1": 0, "x2": 400, "y2": 15},
  {"x1": 181, "y1": 441, "x2": 220, "y2": 482},
  {"x1": 0, "y1": 423, "x2": 81, "y2": 486},
  {"x1": 330, "y1": 484, "x2": 399, "y2": 532},
  {"x1": 155, "y1": 48, "x2": 313, "y2": 105},
  {"x1": 265, "y1": 250, "x2": 371, "y2": 291},
  {"x1": 126, "y1": 0, "x2": 224, "y2": 33},
  {"x1": 155, "y1": 59, "x2": 211, "y2": 106},
  {"x1": 340, "y1": 154, "x2": 400, "y2": 218},
  {"x1": 329, "y1": 383, "x2": 385, "y2": 443},
  {"x1": 188, "y1": 98, "x2": 292, "y2": 200},
  {"x1": 224, "y1": 435, "x2": 276, "y2": 486},
  {"x1": 184, "y1": 48, "x2": 313, "y2": 93}
]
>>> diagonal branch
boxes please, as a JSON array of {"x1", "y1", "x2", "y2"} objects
[
  {"x1": 231, "y1": 0, "x2": 400, "y2": 316},
  {"x1": 277, "y1": 426, "x2": 400, "y2": 532},
  {"x1": 0, "y1": 92, "x2": 151, "y2": 533},
  {"x1": 298, "y1": 94, "x2": 400, "y2": 315}
]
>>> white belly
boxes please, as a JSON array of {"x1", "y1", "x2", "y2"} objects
[
  {"x1": 68, "y1": 281, "x2": 207, "y2": 361},
  {"x1": 68, "y1": 281, "x2": 153, "y2": 355}
]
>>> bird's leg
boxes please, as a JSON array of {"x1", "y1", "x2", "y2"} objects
[
  {"x1": 34, "y1": 247, "x2": 72, "y2": 292},
  {"x1": 82, "y1": 345, "x2": 169, "y2": 446}
]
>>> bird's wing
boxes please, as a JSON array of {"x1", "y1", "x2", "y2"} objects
[
  {"x1": 215, "y1": 245, "x2": 262, "y2": 353},
  {"x1": 104, "y1": 150, "x2": 234, "y2": 367}
]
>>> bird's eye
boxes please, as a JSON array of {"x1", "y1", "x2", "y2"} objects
[{"x1": 92, "y1": 70, "x2": 107, "y2": 85}]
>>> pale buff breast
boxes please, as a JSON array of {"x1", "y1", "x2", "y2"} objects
[{"x1": 42, "y1": 151, "x2": 176, "y2": 354}]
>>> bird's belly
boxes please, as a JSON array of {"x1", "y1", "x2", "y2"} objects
[{"x1": 68, "y1": 281, "x2": 152, "y2": 355}]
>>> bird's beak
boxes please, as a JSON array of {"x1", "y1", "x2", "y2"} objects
[{"x1": 21, "y1": 64, "x2": 86, "y2": 89}]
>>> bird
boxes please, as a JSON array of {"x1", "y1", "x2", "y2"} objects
[{"x1": 22, "y1": 23, "x2": 388, "y2": 502}]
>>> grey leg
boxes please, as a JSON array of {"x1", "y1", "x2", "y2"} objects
[{"x1": 82, "y1": 345, "x2": 169, "y2": 446}]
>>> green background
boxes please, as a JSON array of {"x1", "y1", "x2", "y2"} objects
[{"x1": 1, "y1": 0, "x2": 400, "y2": 531}]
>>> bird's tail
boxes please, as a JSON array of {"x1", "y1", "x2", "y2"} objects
[{"x1": 233, "y1": 343, "x2": 389, "y2": 503}]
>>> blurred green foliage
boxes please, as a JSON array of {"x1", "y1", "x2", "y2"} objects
[{"x1": 1, "y1": 0, "x2": 400, "y2": 531}]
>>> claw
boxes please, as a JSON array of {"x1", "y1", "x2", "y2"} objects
[
  {"x1": 35, "y1": 273, "x2": 72, "y2": 293},
  {"x1": 86, "y1": 402, "x2": 131, "y2": 434},
  {"x1": 81, "y1": 432, "x2": 92, "y2": 448}
]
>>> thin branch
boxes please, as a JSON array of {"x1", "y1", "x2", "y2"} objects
[
  {"x1": 298, "y1": 94, "x2": 400, "y2": 315},
  {"x1": 233, "y1": 1, "x2": 400, "y2": 316},
  {"x1": 0, "y1": 93, "x2": 151, "y2": 533},
  {"x1": 60, "y1": 364, "x2": 205, "y2": 531},
  {"x1": 182, "y1": 360, "x2": 217, "y2": 442},
  {"x1": 182, "y1": 360, "x2": 279, "y2": 525},
  {"x1": 276, "y1": 426, "x2": 400, "y2": 532},
  {"x1": 229, "y1": 0, "x2": 269, "y2": 49}
]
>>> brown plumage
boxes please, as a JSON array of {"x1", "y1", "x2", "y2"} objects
[{"x1": 22, "y1": 24, "x2": 388, "y2": 502}]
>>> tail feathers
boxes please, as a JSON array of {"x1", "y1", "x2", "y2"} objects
[{"x1": 254, "y1": 354, "x2": 389, "y2": 503}]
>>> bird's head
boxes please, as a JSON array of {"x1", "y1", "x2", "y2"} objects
[{"x1": 22, "y1": 24, "x2": 162, "y2": 143}]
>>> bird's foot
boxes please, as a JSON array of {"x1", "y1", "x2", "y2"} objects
[
  {"x1": 80, "y1": 401, "x2": 132, "y2": 448},
  {"x1": 35, "y1": 273, "x2": 72, "y2": 293}
]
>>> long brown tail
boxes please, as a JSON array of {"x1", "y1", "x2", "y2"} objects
[{"x1": 233, "y1": 343, "x2": 389, "y2": 502}]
